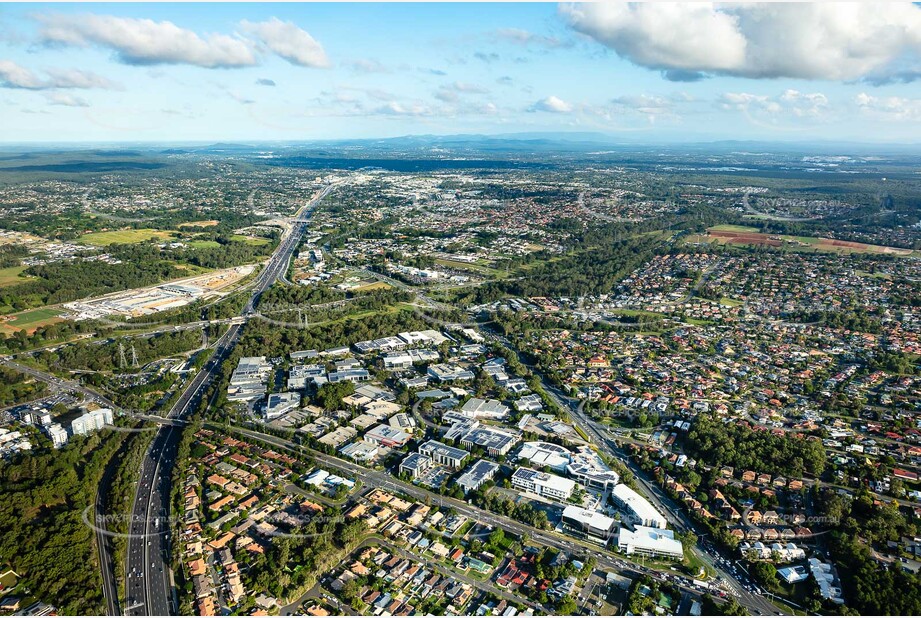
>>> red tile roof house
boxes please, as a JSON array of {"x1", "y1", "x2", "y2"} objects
[{"x1": 893, "y1": 468, "x2": 920, "y2": 482}]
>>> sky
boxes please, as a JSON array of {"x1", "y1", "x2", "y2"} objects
[{"x1": 1, "y1": 2, "x2": 921, "y2": 143}]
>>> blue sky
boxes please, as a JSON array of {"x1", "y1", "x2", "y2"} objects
[{"x1": 1, "y1": 2, "x2": 921, "y2": 143}]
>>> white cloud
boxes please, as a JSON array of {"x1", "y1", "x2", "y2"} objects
[
  {"x1": 718, "y1": 90, "x2": 831, "y2": 121},
  {"x1": 350, "y1": 59, "x2": 389, "y2": 73},
  {"x1": 240, "y1": 18, "x2": 329, "y2": 68},
  {"x1": 0, "y1": 59, "x2": 118, "y2": 90},
  {"x1": 561, "y1": 2, "x2": 921, "y2": 82},
  {"x1": 45, "y1": 68, "x2": 120, "y2": 90},
  {"x1": 0, "y1": 60, "x2": 45, "y2": 89},
  {"x1": 435, "y1": 81, "x2": 489, "y2": 102},
  {"x1": 451, "y1": 81, "x2": 488, "y2": 94},
  {"x1": 494, "y1": 28, "x2": 569, "y2": 49},
  {"x1": 611, "y1": 94, "x2": 674, "y2": 116},
  {"x1": 718, "y1": 92, "x2": 775, "y2": 113},
  {"x1": 39, "y1": 14, "x2": 258, "y2": 68},
  {"x1": 373, "y1": 101, "x2": 432, "y2": 116},
  {"x1": 855, "y1": 92, "x2": 921, "y2": 121},
  {"x1": 779, "y1": 89, "x2": 829, "y2": 118},
  {"x1": 45, "y1": 92, "x2": 89, "y2": 107},
  {"x1": 529, "y1": 95, "x2": 573, "y2": 113}
]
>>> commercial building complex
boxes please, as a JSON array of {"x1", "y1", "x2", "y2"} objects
[
  {"x1": 511, "y1": 467, "x2": 576, "y2": 502},
  {"x1": 617, "y1": 526, "x2": 683, "y2": 559},
  {"x1": 611, "y1": 483, "x2": 668, "y2": 529}
]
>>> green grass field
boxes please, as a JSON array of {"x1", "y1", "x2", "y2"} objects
[
  {"x1": 0, "y1": 307, "x2": 62, "y2": 333},
  {"x1": 0, "y1": 265, "x2": 33, "y2": 288},
  {"x1": 187, "y1": 240, "x2": 222, "y2": 249},
  {"x1": 434, "y1": 258, "x2": 499, "y2": 275},
  {"x1": 709, "y1": 224, "x2": 760, "y2": 232},
  {"x1": 78, "y1": 228, "x2": 175, "y2": 246},
  {"x1": 230, "y1": 234, "x2": 270, "y2": 246}
]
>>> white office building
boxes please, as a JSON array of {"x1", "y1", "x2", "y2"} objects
[
  {"x1": 458, "y1": 397, "x2": 509, "y2": 421},
  {"x1": 456, "y1": 459, "x2": 500, "y2": 494},
  {"x1": 561, "y1": 505, "x2": 617, "y2": 541},
  {"x1": 419, "y1": 440, "x2": 469, "y2": 468},
  {"x1": 511, "y1": 467, "x2": 576, "y2": 502},
  {"x1": 70, "y1": 408, "x2": 113, "y2": 436},
  {"x1": 45, "y1": 423, "x2": 68, "y2": 448},
  {"x1": 611, "y1": 483, "x2": 667, "y2": 529},
  {"x1": 264, "y1": 392, "x2": 301, "y2": 420},
  {"x1": 617, "y1": 526, "x2": 683, "y2": 559},
  {"x1": 517, "y1": 441, "x2": 571, "y2": 472}
]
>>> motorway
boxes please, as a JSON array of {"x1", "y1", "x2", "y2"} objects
[{"x1": 122, "y1": 182, "x2": 337, "y2": 616}]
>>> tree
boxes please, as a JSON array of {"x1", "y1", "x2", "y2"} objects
[
  {"x1": 316, "y1": 381, "x2": 355, "y2": 411},
  {"x1": 555, "y1": 595, "x2": 578, "y2": 615},
  {"x1": 750, "y1": 561, "x2": 779, "y2": 592}
]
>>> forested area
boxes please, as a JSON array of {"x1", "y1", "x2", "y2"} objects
[
  {"x1": 0, "y1": 366, "x2": 48, "y2": 406},
  {"x1": 830, "y1": 534, "x2": 921, "y2": 615},
  {"x1": 0, "y1": 236, "x2": 274, "y2": 313},
  {"x1": 0, "y1": 319, "x2": 98, "y2": 353},
  {"x1": 6, "y1": 256, "x2": 187, "y2": 310},
  {"x1": 684, "y1": 413, "x2": 826, "y2": 478},
  {"x1": 258, "y1": 283, "x2": 347, "y2": 307},
  {"x1": 35, "y1": 329, "x2": 202, "y2": 372},
  {"x1": 235, "y1": 308, "x2": 435, "y2": 359},
  {"x1": 0, "y1": 244, "x2": 29, "y2": 267},
  {"x1": 179, "y1": 234, "x2": 275, "y2": 269},
  {"x1": 0, "y1": 430, "x2": 127, "y2": 614}
]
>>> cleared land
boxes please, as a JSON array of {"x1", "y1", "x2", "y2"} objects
[
  {"x1": 434, "y1": 258, "x2": 500, "y2": 276},
  {"x1": 78, "y1": 228, "x2": 176, "y2": 246},
  {"x1": 352, "y1": 281, "x2": 392, "y2": 292},
  {"x1": 688, "y1": 227, "x2": 916, "y2": 256},
  {"x1": 230, "y1": 234, "x2": 271, "y2": 246},
  {"x1": 0, "y1": 265, "x2": 33, "y2": 288},
  {"x1": 178, "y1": 220, "x2": 219, "y2": 228}
]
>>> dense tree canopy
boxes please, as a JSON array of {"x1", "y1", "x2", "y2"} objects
[{"x1": 684, "y1": 413, "x2": 826, "y2": 478}]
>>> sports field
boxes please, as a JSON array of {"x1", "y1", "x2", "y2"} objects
[
  {"x1": 0, "y1": 307, "x2": 62, "y2": 334},
  {"x1": 78, "y1": 228, "x2": 176, "y2": 245},
  {"x1": 187, "y1": 240, "x2": 222, "y2": 249}
]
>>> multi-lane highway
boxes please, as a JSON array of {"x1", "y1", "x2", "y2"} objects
[
  {"x1": 124, "y1": 323, "x2": 242, "y2": 616},
  {"x1": 121, "y1": 182, "x2": 336, "y2": 616}
]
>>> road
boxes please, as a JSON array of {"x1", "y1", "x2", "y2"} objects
[
  {"x1": 358, "y1": 267, "x2": 449, "y2": 311},
  {"x1": 484, "y1": 331, "x2": 784, "y2": 616},
  {"x1": 219, "y1": 423, "x2": 721, "y2": 608},
  {"x1": 122, "y1": 182, "x2": 337, "y2": 616},
  {"x1": 0, "y1": 357, "x2": 123, "y2": 412}
]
